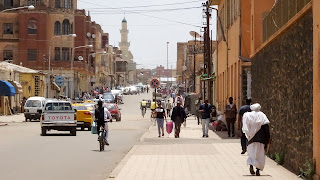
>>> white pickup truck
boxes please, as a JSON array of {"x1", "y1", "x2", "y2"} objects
[{"x1": 40, "y1": 100, "x2": 77, "y2": 136}]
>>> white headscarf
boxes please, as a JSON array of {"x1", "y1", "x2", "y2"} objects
[{"x1": 242, "y1": 103, "x2": 270, "y2": 141}]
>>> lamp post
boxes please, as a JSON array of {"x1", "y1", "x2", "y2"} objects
[
  {"x1": 0, "y1": 5, "x2": 34, "y2": 13},
  {"x1": 166, "y1": 42, "x2": 169, "y2": 97},
  {"x1": 70, "y1": 44, "x2": 93, "y2": 99},
  {"x1": 47, "y1": 34, "x2": 76, "y2": 98},
  {"x1": 189, "y1": 31, "x2": 200, "y2": 93}
]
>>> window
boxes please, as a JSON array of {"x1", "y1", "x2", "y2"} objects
[
  {"x1": 3, "y1": 50, "x2": 13, "y2": 61},
  {"x1": 28, "y1": 19, "x2": 37, "y2": 35},
  {"x1": 34, "y1": 75, "x2": 39, "y2": 96},
  {"x1": 4, "y1": 0, "x2": 13, "y2": 8},
  {"x1": 55, "y1": 0, "x2": 60, "y2": 8},
  {"x1": 62, "y1": 48, "x2": 70, "y2": 61},
  {"x1": 27, "y1": 49, "x2": 37, "y2": 61},
  {"x1": 3, "y1": 23, "x2": 13, "y2": 34},
  {"x1": 62, "y1": 19, "x2": 70, "y2": 35},
  {"x1": 54, "y1": 21, "x2": 61, "y2": 35},
  {"x1": 27, "y1": 0, "x2": 40, "y2": 6},
  {"x1": 62, "y1": 0, "x2": 72, "y2": 8},
  {"x1": 54, "y1": 47, "x2": 61, "y2": 61}
]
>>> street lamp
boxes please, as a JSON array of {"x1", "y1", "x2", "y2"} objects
[
  {"x1": 189, "y1": 31, "x2": 200, "y2": 93},
  {"x1": 70, "y1": 44, "x2": 93, "y2": 99},
  {"x1": 166, "y1": 42, "x2": 169, "y2": 97},
  {"x1": 0, "y1": 5, "x2": 35, "y2": 13}
]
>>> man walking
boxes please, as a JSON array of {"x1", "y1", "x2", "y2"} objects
[
  {"x1": 154, "y1": 101, "x2": 166, "y2": 137},
  {"x1": 195, "y1": 97, "x2": 202, "y2": 125},
  {"x1": 199, "y1": 99, "x2": 212, "y2": 138},
  {"x1": 238, "y1": 99, "x2": 252, "y2": 154},
  {"x1": 242, "y1": 103, "x2": 270, "y2": 176},
  {"x1": 224, "y1": 97, "x2": 237, "y2": 137},
  {"x1": 166, "y1": 99, "x2": 172, "y2": 117},
  {"x1": 171, "y1": 101, "x2": 187, "y2": 138}
]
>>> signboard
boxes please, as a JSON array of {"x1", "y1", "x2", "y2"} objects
[
  {"x1": 55, "y1": 76, "x2": 64, "y2": 87},
  {"x1": 150, "y1": 79, "x2": 159, "y2": 88}
]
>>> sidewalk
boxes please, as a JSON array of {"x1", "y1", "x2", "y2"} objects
[
  {"x1": 106, "y1": 117, "x2": 299, "y2": 180},
  {"x1": 0, "y1": 113, "x2": 25, "y2": 124}
]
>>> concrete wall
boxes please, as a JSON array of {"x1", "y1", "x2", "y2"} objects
[
  {"x1": 313, "y1": 0, "x2": 320, "y2": 177},
  {"x1": 251, "y1": 10, "x2": 313, "y2": 173}
]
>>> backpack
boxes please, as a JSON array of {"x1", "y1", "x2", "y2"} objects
[{"x1": 97, "y1": 107, "x2": 104, "y2": 120}]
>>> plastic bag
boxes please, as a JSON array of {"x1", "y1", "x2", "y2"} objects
[
  {"x1": 166, "y1": 120, "x2": 173, "y2": 134},
  {"x1": 91, "y1": 121, "x2": 98, "y2": 134}
]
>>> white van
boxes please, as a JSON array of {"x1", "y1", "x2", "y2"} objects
[{"x1": 24, "y1": 97, "x2": 46, "y2": 121}]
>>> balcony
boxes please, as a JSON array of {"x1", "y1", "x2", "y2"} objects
[{"x1": 262, "y1": 0, "x2": 311, "y2": 42}]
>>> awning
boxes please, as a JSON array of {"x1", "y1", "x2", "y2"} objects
[
  {"x1": 52, "y1": 82, "x2": 61, "y2": 91},
  {"x1": 0, "y1": 80, "x2": 16, "y2": 96},
  {"x1": 8, "y1": 80, "x2": 23, "y2": 94}
]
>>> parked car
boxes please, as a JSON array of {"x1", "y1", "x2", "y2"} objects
[
  {"x1": 72, "y1": 103, "x2": 93, "y2": 131},
  {"x1": 111, "y1": 90, "x2": 123, "y2": 104},
  {"x1": 83, "y1": 103, "x2": 95, "y2": 119},
  {"x1": 41, "y1": 100, "x2": 77, "y2": 136},
  {"x1": 24, "y1": 97, "x2": 46, "y2": 121},
  {"x1": 103, "y1": 93, "x2": 115, "y2": 103},
  {"x1": 103, "y1": 103, "x2": 121, "y2": 121}
]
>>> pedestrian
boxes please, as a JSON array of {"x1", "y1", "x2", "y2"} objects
[
  {"x1": 224, "y1": 97, "x2": 237, "y2": 137},
  {"x1": 172, "y1": 92, "x2": 175, "y2": 104},
  {"x1": 238, "y1": 99, "x2": 252, "y2": 154},
  {"x1": 195, "y1": 97, "x2": 202, "y2": 125},
  {"x1": 20, "y1": 97, "x2": 26, "y2": 113},
  {"x1": 171, "y1": 100, "x2": 187, "y2": 138},
  {"x1": 199, "y1": 99, "x2": 212, "y2": 138},
  {"x1": 166, "y1": 99, "x2": 172, "y2": 117},
  {"x1": 242, "y1": 103, "x2": 270, "y2": 176},
  {"x1": 154, "y1": 101, "x2": 166, "y2": 137}
]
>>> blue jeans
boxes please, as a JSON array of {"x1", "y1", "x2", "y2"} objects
[
  {"x1": 156, "y1": 118, "x2": 164, "y2": 136},
  {"x1": 202, "y1": 118, "x2": 210, "y2": 136}
]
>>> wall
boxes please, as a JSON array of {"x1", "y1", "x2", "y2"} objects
[
  {"x1": 313, "y1": 0, "x2": 320, "y2": 177},
  {"x1": 251, "y1": 10, "x2": 313, "y2": 173}
]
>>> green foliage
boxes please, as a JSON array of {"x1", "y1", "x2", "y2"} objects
[
  {"x1": 299, "y1": 160, "x2": 316, "y2": 180},
  {"x1": 275, "y1": 152, "x2": 285, "y2": 165},
  {"x1": 268, "y1": 153, "x2": 276, "y2": 160}
]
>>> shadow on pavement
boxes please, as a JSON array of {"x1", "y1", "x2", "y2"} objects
[
  {"x1": 211, "y1": 130, "x2": 240, "y2": 140},
  {"x1": 91, "y1": 150, "x2": 111, "y2": 152},
  {"x1": 41, "y1": 133, "x2": 73, "y2": 136}
]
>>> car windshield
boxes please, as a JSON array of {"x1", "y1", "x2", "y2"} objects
[
  {"x1": 25, "y1": 100, "x2": 42, "y2": 107},
  {"x1": 45, "y1": 102, "x2": 72, "y2": 111},
  {"x1": 84, "y1": 104, "x2": 94, "y2": 111},
  {"x1": 104, "y1": 104, "x2": 116, "y2": 110},
  {"x1": 73, "y1": 106, "x2": 87, "y2": 110},
  {"x1": 103, "y1": 94, "x2": 114, "y2": 99}
]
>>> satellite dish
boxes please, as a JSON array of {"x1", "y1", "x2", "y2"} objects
[
  {"x1": 87, "y1": 32, "x2": 91, "y2": 37},
  {"x1": 92, "y1": 34, "x2": 96, "y2": 39},
  {"x1": 78, "y1": 56, "x2": 83, "y2": 61},
  {"x1": 189, "y1": 31, "x2": 200, "y2": 39}
]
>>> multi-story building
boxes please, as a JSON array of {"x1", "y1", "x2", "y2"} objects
[{"x1": 136, "y1": 68, "x2": 151, "y2": 84}]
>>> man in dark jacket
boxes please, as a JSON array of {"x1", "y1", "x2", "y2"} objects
[
  {"x1": 238, "y1": 99, "x2": 252, "y2": 154},
  {"x1": 171, "y1": 101, "x2": 187, "y2": 138},
  {"x1": 199, "y1": 99, "x2": 212, "y2": 138}
]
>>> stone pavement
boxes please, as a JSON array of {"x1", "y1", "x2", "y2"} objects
[
  {"x1": 106, "y1": 117, "x2": 299, "y2": 180},
  {"x1": 0, "y1": 113, "x2": 25, "y2": 124}
]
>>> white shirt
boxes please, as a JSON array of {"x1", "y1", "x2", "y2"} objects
[{"x1": 104, "y1": 107, "x2": 112, "y2": 121}]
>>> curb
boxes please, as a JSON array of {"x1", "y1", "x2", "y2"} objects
[
  {"x1": 106, "y1": 145, "x2": 137, "y2": 179},
  {"x1": 0, "y1": 123, "x2": 8, "y2": 126}
]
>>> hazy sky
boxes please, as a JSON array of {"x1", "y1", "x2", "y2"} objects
[{"x1": 77, "y1": 0, "x2": 217, "y2": 69}]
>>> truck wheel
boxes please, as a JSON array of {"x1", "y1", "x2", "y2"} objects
[
  {"x1": 41, "y1": 127, "x2": 47, "y2": 136},
  {"x1": 70, "y1": 128, "x2": 77, "y2": 136}
]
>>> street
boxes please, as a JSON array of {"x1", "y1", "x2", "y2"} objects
[{"x1": 0, "y1": 93, "x2": 151, "y2": 180}]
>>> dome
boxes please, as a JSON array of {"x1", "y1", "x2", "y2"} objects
[{"x1": 122, "y1": 18, "x2": 127, "y2": 23}]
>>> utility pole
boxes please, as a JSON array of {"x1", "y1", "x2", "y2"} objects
[{"x1": 202, "y1": 1, "x2": 212, "y2": 103}]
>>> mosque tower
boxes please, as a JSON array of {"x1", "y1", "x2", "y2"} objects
[{"x1": 119, "y1": 17, "x2": 130, "y2": 62}]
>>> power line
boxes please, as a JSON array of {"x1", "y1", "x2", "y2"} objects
[
  {"x1": 81, "y1": 0, "x2": 204, "y2": 9},
  {"x1": 90, "y1": 6, "x2": 202, "y2": 14},
  {"x1": 78, "y1": 0, "x2": 202, "y2": 28}
]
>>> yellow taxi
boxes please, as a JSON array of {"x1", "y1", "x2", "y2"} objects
[{"x1": 72, "y1": 103, "x2": 93, "y2": 131}]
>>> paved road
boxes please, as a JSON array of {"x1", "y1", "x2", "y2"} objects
[{"x1": 0, "y1": 92, "x2": 153, "y2": 180}]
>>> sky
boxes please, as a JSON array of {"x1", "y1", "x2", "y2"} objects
[{"x1": 77, "y1": 0, "x2": 217, "y2": 70}]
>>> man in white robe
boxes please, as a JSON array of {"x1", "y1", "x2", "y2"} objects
[{"x1": 242, "y1": 103, "x2": 270, "y2": 176}]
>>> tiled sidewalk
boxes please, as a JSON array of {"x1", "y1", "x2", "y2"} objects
[{"x1": 106, "y1": 117, "x2": 299, "y2": 180}]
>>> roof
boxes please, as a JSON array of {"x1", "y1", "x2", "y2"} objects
[
  {"x1": 0, "y1": 62, "x2": 40, "y2": 74},
  {"x1": 122, "y1": 18, "x2": 127, "y2": 23}
]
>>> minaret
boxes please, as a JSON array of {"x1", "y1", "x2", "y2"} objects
[{"x1": 119, "y1": 17, "x2": 130, "y2": 61}]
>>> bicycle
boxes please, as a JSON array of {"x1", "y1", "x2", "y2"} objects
[
  {"x1": 141, "y1": 107, "x2": 146, "y2": 117},
  {"x1": 97, "y1": 121, "x2": 110, "y2": 151}
]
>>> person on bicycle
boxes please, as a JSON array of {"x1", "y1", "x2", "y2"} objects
[
  {"x1": 95, "y1": 100, "x2": 112, "y2": 145},
  {"x1": 141, "y1": 99, "x2": 147, "y2": 113},
  {"x1": 150, "y1": 100, "x2": 156, "y2": 112}
]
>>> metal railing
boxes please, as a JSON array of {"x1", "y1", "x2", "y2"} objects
[{"x1": 262, "y1": 0, "x2": 311, "y2": 42}]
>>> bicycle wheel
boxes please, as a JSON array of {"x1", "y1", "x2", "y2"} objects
[{"x1": 99, "y1": 139, "x2": 104, "y2": 151}]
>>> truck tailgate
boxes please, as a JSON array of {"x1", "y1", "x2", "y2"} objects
[{"x1": 43, "y1": 112, "x2": 76, "y2": 124}]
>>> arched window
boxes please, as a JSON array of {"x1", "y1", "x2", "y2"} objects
[
  {"x1": 28, "y1": 19, "x2": 37, "y2": 35},
  {"x1": 62, "y1": 19, "x2": 70, "y2": 35},
  {"x1": 54, "y1": 21, "x2": 61, "y2": 35}
]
